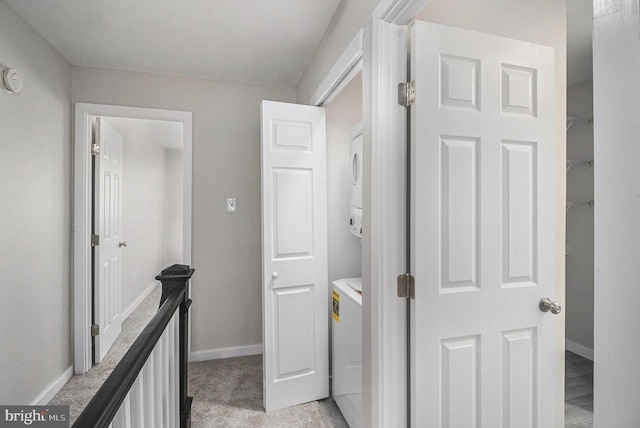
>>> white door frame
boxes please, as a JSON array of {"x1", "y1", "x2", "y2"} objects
[
  {"x1": 310, "y1": 2, "x2": 431, "y2": 426},
  {"x1": 368, "y1": 1, "x2": 430, "y2": 427},
  {"x1": 371, "y1": 2, "x2": 566, "y2": 427},
  {"x1": 73, "y1": 103, "x2": 193, "y2": 374}
]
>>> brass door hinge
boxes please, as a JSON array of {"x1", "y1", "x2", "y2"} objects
[{"x1": 91, "y1": 324, "x2": 100, "y2": 337}]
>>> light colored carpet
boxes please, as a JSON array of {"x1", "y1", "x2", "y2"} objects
[
  {"x1": 50, "y1": 286, "x2": 349, "y2": 427},
  {"x1": 189, "y1": 355, "x2": 348, "y2": 428}
]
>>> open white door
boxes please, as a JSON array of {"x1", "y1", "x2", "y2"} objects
[
  {"x1": 261, "y1": 100, "x2": 329, "y2": 412},
  {"x1": 410, "y1": 22, "x2": 559, "y2": 426},
  {"x1": 93, "y1": 118, "x2": 124, "y2": 364}
]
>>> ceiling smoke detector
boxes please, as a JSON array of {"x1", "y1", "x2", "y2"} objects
[{"x1": 1, "y1": 67, "x2": 23, "y2": 94}]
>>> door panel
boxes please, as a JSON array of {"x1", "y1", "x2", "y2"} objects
[
  {"x1": 441, "y1": 135, "x2": 479, "y2": 291},
  {"x1": 502, "y1": 328, "x2": 536, "y2": 428},
  {"x1": 410, "y1": 22, "x2": 558, "y2": 427},
  {"x1": 273, "y1": 286, "x2": 314, "y2": 379},
  {"x1": 272, "y1": 168, "x2": 313, "y2": 258},
  {"x1": 502, "y1": 141, "x2": 537, "y2": 285},
  {"x1": 94, "y1": 118, "x2": 124, "y2": 363},
  {"x1": 261, "y1": 100, "x2": 328, "y2": 412}
]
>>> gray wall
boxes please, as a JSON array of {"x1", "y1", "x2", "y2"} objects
[
  {"x1": 165, "y1": 150, "x2": 183, "y2": 265},
  {"x1": 296, "y1": 0, "x2": 374, "y2": 105},
  {"x1": 166, "y1": 149, "x2": 184, "y2": 264},
  {"x1": 566, "y1": 80, "x2": 594, "y2": 355},
  {"x1": 0, "y1": 1, "x2": 73, "y2": 404},
  {"x1": 72, "y1": 67, "x2": 295, "y2": 354},
  {"x1": 593, "y1": 0, "x2": 640, "y2": 424}
]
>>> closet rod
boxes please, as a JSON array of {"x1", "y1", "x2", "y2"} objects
[
  {"x1": 566, "y1": 159, "x2": 593, "y2": 171},
  {"x1": 566, "y1": 116, "x2": 593, "y2": 131},
  {"x1": 566, "y1": 200, "x2": 594, "y2": 212}
]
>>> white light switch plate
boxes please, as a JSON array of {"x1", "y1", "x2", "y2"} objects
[{"x1": 226, "y1": 197, "x2": 237, "y2": 213}]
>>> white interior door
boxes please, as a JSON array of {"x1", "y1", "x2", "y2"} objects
[
  {"x1": 94, "y1": 117, "x2": 124, "y2": 364},
  {"x1": 261, "y1": 100, "x2": 329, "y2": 412},
  {"x1": 410, "y1": 22, "x2": 559, "y2": 427}
]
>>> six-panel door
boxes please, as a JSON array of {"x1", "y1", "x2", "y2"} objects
[
  {"x1": 410, "y1": 22, "x2": 559, "y2": 427},
  {"x1": 261, "y1": 100, "x2": 329, "y2": 412},
  {"x1": 94, "y1": 117, "x2": 124, "y2": 364}
]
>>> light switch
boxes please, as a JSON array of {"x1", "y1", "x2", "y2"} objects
[{"x1": 226, "y1": 197, "x2": 237, "y2": 213}]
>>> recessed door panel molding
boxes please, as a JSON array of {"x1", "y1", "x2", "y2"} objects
[
  {"x1": 440, "y1": 54, "x2": 481, "y2": 111},
  {"x1": 502, "y1": 328, "x2": 537, "y2": 428},
  {"x1": 104, "y1": 255, "x2": 120, "y2": 335},
  {"x1": 272, "y1": 120, "x2": 313, "y2": 151},
  {"x1": 440, "y1": 335, "x2": 480, "y2": 428},
  {"x1": 114, "y1": 174, "x2": 120, "y2": 236},
  {"x1": 274, "y1": 285, "x2": 315, "y2": 381},
  {"x1": 502, "y1": 141, "x2": 538, "y2": 287},
  {"x1": 103, "y1": 172, "x2": 112, "y2": 239},
  {"x1": 261, "y1": 100, "x2": 328, "y2": 412},
  {"x1": 101, "y1": 260, "x2": 111, "y2": 330},
  {"x1": 272, "y1": 168, "x2": 314, "y2": 260},
  {"x1": 501, "y1": 64, "x2": 538, "y2": 117},
  {"x1": 441, "y1": 136, "x2": 480, "y2": 292},
  {"x1": 411, "y1": 21, "x2": 557, "y2": 427}
]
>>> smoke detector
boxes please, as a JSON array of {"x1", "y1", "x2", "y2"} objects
[{"x1": 1, "y1": 67, "x2": 23, "y2": 94}]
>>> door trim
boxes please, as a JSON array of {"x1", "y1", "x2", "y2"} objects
[
  {"x1": 369, "y1": 1, "x2": 431, "y2": 427},
  {"x1": 73, "y1": 103, "x2": 193, "y2": 374},
  {"x1": 310, "y1": 29, "x2": 364, "y2": 106}
]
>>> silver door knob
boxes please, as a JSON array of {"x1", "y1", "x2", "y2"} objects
[
  {"x1": 272, "y1": 272, "x2": 278, "y2": 279},
  {"x1": 119, "y1": 241, "x2": 127, "y2": 248},
  {"x1": 539, "y1": 297, "x2": 561, "y2": 314}
]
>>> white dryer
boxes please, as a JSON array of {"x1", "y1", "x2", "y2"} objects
[
  {"x1": 349, "y1": 123, "x2": 363, "y2": 238},
  {"x1": 332, "y1": 278, "x2": 362, "y2": 428}
]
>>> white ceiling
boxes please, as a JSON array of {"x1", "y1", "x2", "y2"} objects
[
  {"x1": 104, "y1": 117, "x2": 183, "y2": 151},
  {"x1": 7, "y1": 0, "x2": 591, "y2": 89},
  {"x1": 5, "y1": 0, "x2": 342, "y2": 88}
]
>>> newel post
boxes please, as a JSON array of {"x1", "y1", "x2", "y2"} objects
[{"x1": 156, "y1": 264, "x2": 195, "y2": 428}]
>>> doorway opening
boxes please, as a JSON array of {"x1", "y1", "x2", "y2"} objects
[
  {"x1": 259, "y1": 29, "x2": 364, "y2": 419},
  {"x1": 74, "y1": 103, "x2": 193, "y2": 374},
  {"x1": 92, "y1": 116, "x2": 185, "y2": 363},
  {"x1": 324, "y1": 70, "x2": 364, "y2": 427},
  {"x1": 565, "y1": 0, "x2": 594, "y2": 425}
]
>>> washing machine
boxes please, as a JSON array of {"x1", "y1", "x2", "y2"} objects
[{"x1": 332, "y1": 278, "x2": 362, "y2": 428}]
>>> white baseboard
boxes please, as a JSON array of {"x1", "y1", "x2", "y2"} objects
[
  {"x1": 189, "y1": 344, "x2": 262, "y2": 362},
  {"x1": 122, "y1": 281, "x2": 160, "y2": 321},
  {"x1": 32, "y1": 365, "x2": 74, "y2": 405},
  {"x1": 566, "y1": 339, "x2": 594, "y2": 361}
]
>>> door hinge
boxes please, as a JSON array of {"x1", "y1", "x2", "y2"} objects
[
  {"x1": 397, "y1": 273, "x2": 415, "y2": 299},
  {"x1": 91, "y1": 234, "x2": 100, "y2": 246},
  {"x1": 91, "y1": 143, "x2": 100, "y2": 156},
  {"x1": 398, "y1": 81, "x2": 416, "y2": 107},
  {"x1": 91, "y1": 324, "x2": 100, "y2": 336}
]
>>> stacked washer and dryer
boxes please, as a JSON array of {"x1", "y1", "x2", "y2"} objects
[{"x1": 332, "y1": 123, "x2": 363, "y2": 428}]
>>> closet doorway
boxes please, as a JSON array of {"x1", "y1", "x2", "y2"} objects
[{"x1": 565, "y1": 0, "x2": 594, "y2": 426}]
